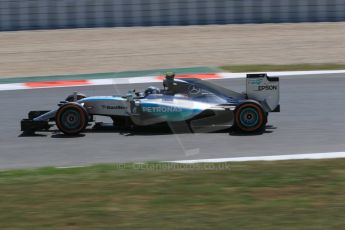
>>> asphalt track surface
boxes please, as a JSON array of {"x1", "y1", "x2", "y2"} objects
[{"x1": 1, "y1": 74, "x2": 345, "y2": 169}]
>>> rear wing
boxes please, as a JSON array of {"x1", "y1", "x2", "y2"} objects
[{"x1": 246, "y1": 73, "x2": 280, "y2": 112}]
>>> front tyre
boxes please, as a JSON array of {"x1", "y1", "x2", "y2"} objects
[
  {"x1": 55, "y1": 103, "x2": 88, "y2": 135},
  {"x1": 234, "y1": 103, "x2": 266, "y2": 133}
]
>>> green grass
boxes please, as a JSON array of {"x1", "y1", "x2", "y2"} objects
[
  {"x1": 219, "y1": 64, "x2": 345, "y2": 72},
  {"x1": 0, "y1": 160, "x2": 344, "y2": 229}
]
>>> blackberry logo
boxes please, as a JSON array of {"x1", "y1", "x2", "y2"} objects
[{"x1": 102, "y1": 105, "x2": 127, "y2": 110}]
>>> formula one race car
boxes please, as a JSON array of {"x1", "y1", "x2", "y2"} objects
[{"x1": 21, "y1": 72, "x2": 280, "y2": 135}]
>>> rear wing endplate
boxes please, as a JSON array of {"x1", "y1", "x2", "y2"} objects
[{"x1": 246, "y1": 73, "x2": 280, "y2": 112}]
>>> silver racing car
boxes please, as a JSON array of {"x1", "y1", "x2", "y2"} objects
[{"x1": 21, "y1": 72, "x2": 280, "y2": 135}]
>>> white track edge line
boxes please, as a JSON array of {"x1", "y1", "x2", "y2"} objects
[
  {"x1": 54, "y1": 152, "x2": 345, "y2": 169},
  {"x1": 55, "y1": 165, "x2": 90, "y2": 169},
  {"x1": 166, "y1": 152, "x2": 345, "y2": 163}
]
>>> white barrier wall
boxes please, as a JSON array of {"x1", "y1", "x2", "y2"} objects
[{"x1": 0, "y1": 0, "x2": 344, "y2": 31}]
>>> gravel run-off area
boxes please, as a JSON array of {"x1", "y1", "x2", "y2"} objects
[{"x1": 0, "y1": 22, "x2": 345, "y2": 78}]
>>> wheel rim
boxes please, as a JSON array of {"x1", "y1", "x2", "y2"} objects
[
  {"x1": 239, "y1": 107, "x2": 260, "y2": 128},
  {"x1": 60, "y1": 109, "x2": 81, "y2": 130}
]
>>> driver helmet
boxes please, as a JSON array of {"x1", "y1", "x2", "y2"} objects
[
  {"x1": 145, "y1": 86, "x2": 161, "y2": 96},
  {"x1": 165, "y1": 72, "x2": 175, "y2": 80},
  {"x1": 163, "y1": 72, "x2": 176, "y2": 89}
]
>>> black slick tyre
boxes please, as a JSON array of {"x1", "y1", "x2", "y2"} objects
[
  {"x1": 55, "y1": 103, "x2": 88, "y2": 135},
  {"x1": 234, "y1": 102, "x2": 266, "y2": 133}
]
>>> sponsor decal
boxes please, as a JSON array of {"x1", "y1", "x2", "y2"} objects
[
  {"x1": 102, "y1": 105, "x2": 127, "y2": 110},
  {"x1": 258, "y1": 85, "x2": 278, "y2": 91},
  {"x1": 248, "y1": 79, "x2": 263, "y2": 85},
  {"x1": 142, "y1": 106, "x2": 183, "y2": 113},
  {"x1": 188, "y1": 84, "x2": 201, "y2": 95}
]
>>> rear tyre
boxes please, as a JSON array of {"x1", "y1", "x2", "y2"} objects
[
  {"x1": 234, "y1": 103, "x2": 266, "y2": 133},
  {"x1": 55, "y1": 103, "x2": 88, "y2": 135}
]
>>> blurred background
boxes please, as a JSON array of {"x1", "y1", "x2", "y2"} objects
[
  {"x1": 1, "y1": 1, "x2": 345, "y2": 78},
  {"x1": 0, "y1": 0, "x2": 345, "y2": 31}
]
